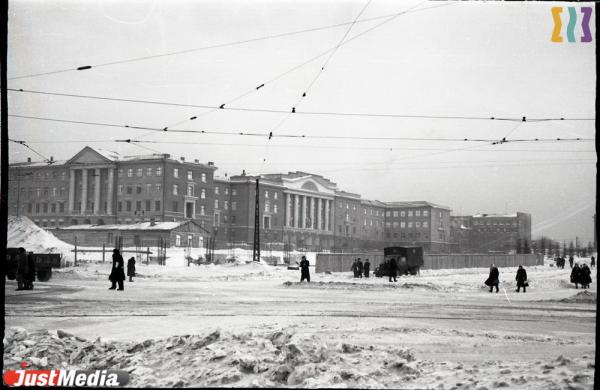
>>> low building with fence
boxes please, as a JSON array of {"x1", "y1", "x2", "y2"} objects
[
  {"x1": 315, "y1": 253, "x2": 543, "y2": 273},
  {"x1": 51, "y1": 220, "x2": 208, "y2": 248}
]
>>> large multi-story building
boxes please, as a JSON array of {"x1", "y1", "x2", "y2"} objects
[
  {"x1": 8, "y1": 146, "x2": 460, "y2": 252},
  {"x1": 450, "y1": 212, "x2": 532, "y2": 253}
]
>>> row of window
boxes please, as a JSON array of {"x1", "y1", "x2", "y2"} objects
[
  {"x1": 13, "y1": 171, "x2": 68, "y2": 181},
  {"x1": 473, "y1": 221, "x2": 519, "y2": 227},
  {"x1": 476, "y1": 228, "x2": 517, "y2": 233},
  {"x1": 119, "y1": 183, "x2": 162, "y2": 195},
  {"x1": 386, "y1": 232, "x2": 429, "y2": 240},
  {"x1": 386, "y1": 210, "x2": 430, "y2": 218},
  {"x1": 117, "y1": 200, "x2": 162, "y2": 213},
  {"x1": 385, "y1": 221, "x2": 429, "y2": 229},
  {"x1": 17, "y1": 187, "x2": 67, "y2": 198},
  {"x1": 23, "y1": 202, "x2": 66, "y2": 214}
]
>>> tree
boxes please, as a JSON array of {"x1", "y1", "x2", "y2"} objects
[
  {"x1": 568, "y1": 241, "x2": 575, "y2": 257},
  {"x1": 554, "y1": 241, "x2": 560, "y2": 257},
  {"x1": 562, "y1": 242, "x2": 567, "y2": 257},
  {"x1": 540, "y1": 237, "x2": 546, "y2": 255}
]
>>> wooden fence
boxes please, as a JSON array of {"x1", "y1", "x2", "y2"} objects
[{"x1": 315, "y1": 253, "x2": 542, "y2": 273}]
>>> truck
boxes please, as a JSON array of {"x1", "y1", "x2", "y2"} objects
[
  {"x1": 374, "y1": 246, "x2": 424, "y2": 277},
  {"x1": 5, "y1": 248, "x2": 62, "y2": 282}
]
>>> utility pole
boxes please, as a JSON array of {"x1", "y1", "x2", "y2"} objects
[{"x1": 252, "y1": 178, "x2": 260, "y2": 262}]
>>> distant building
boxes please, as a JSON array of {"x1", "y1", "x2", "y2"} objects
[
  {"x1": 450, "y1": 212, "x2": 532, "y2": 253},
  {"x1": 8, "y1": 147, "x2": 456, "y2": 251}
]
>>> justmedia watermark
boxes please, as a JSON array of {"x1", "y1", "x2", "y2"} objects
[
  {"x1": 551, "y1": 6, "x2": 593, "y2": 43},
  {"x1": 3, "y1": 362, "x2": 129, "y2": 387}
]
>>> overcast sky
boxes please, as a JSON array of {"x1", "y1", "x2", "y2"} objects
[{"x1": 7, "y1": 0, "x2": 596, "y2": 244}]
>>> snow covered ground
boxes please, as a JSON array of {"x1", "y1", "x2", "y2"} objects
[
  {"x1": 4, "y1": 217, "x2": 596, "y2": 388},
  {"x1": 4, "y1": 257, "x2": 596, "y2": 388}
]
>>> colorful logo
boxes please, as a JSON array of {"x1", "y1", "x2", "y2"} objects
[
  {"x1": 3, "y1": 362, "x2": 129, "y2": 387},
  {"x1": 551, "y1": 7, "x2": 593, "y2": 43}
]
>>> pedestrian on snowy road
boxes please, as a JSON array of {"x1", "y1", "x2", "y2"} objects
[
  {"x1": 590, "y1": 256, "x2": 595, "y2": 269},
  {"x1": 351, "y1": 259, "x2": 360, "y2": 278},
  {"x1": 15, "y1": 247, "x2": 28, "y2": 291},
  {"x1": 515, "y1": 265, "x2": 528, "y2": 293},
  {"x1": 388, "y1": 258, "x2": 398, "y2": 283},
  {"x1": 24, "y1": 253, "x2": 36, "y2": 290},
  {"x1": 579, "y1": 263, "x2": 592, "y2": 289},
  {"x1": 357, "y1": 258, "x2": 363, "y2": 279},
  {"x1": 127, "y1": 257, "x2": 136, "y2": 282},
  {"x1": 570, "y1": 264, "x2": 581, "y2": 289},
  {"x1": 109, "y1": 249, "x2": 126, "y2": 291},
  {"x1": 485, "y1": 264, "x2": 500, "y2": 293},
  {"x1": 363, "y1": 259, "x2": 370, "y2": 278},
  {"x1": 300, "y1": 256, "x2": 310, "y2": 283},
  {"x1": 569, "y1": 256, "x2": 574, "y2": 269}
]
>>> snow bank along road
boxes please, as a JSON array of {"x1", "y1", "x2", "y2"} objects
[{"x1": 4, "y1": 263, "x2": 596, "y2": 388}]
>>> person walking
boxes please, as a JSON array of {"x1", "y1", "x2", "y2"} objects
[
  {"x1": 579, "y1": 263, "x2": 592, "y2": 289},
  {"x1": 388, "y1": 257, "x2": 398, "y2": 282},
  {"x1": 590, "y1": 256, "x2": 595, "y2": 269},
  {"x1": 357, "y1": 258, "x2": 363, "y2": 279},
  {"x1": 15, "y1": 248, "x2": 29, "y2": 291},
  {"x1": 24, "y1": 253, "x2": 36, "y2": 290},
  {"x1": 515, "y1": 265, "x2": 528, "y2": 293},
  {"x1": 569, "y1": 256, "x2": 574, "y2": 269},
  {"x1": 351, "y1": 259, "x2": 359, "y2": 278},
  {"x1": 570, "y1": 263, "x2": 581, "y2": 289},
  {"x1": 127, "y1": 257, "x2": 136, "y2": 282},
  {"x1": 300, "y1": 255, "x2": 310, "y2": 282},
  {"x1": 363, "y1": 259, "x2": 371, "y2": 278},
  {"x1": 485, "y1": 264, "x2": 500, "y2": 293},
  {"x1": 109, "y1": 249, "x2": 126, "y2": 291}
]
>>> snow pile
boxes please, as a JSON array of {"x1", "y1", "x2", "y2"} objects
[
  {"x1": 4, "y1": 327, "x2": 594, "y2": 388},
  {"x1": 559, "y1": 290, "x2": 596, "y2": 304},
  {"x1": 7, "y1": 216, "x2": 73, "y2": 262}
]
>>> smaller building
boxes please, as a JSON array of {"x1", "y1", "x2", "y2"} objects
[{"x1": 51, "y1": 220, "x2": 209, "y2": 248}]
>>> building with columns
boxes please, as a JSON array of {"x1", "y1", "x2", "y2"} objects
[{"x1": 8, "y1": 147, "x2": 456, "y2": 252}]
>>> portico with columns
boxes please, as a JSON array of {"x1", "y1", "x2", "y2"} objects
[{"x1": 66, "y1": 147, "x2": 117, "y2": 224}]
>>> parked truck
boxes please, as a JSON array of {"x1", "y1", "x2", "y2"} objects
[
  {"x1": 374, "y1": 246, "x2": 424, "y2": 277},
  {"x1": 5, "y1": 248, "x2": 62, "y2": 282}
]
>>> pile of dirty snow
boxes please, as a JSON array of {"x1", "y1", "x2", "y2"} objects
[
  {"x1": 3, "y1": 327, "x2": 594, "y2": 388},
  {"x1": 559, "y1": 290, "x2": 597, "y2": 304},
  {"x1": 7, "y1": 216, "x2": 73, "y2": 262}
]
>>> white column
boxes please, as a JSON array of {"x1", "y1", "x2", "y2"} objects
[
  {"x1": 325, "y1": 199, "x2": 330, "y2": 232},
  {"x1": 294, "y1": 194, "x2": 299, "y2": 228},
  {"x1": 68, "y1": 169, "x2": 75, "y2": 213},
  {"x1": 310, "y1": 197, "x2": 315, "y2": 230},
  {"x1": 302, "y1": 195, "x2": 307, "y2": 229},
  {"x1": 81, "y1": 169, "x2": 88, "y2": 215},
  {"x1": 107, "y1": 168, "x2": 114, "y2": 215},
  {"x1": 94, "y1": 168, "x2": 101, "y2": 214},
  {"x1": 317, "y1": 198, "x2": 323, "y2": 231},
  {"x1": 285, "y1": 193, "x2": 291, "y2": 227}
]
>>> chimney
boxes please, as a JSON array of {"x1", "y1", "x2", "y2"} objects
[
  {"x1": 180, "y1": 157, "x2": 185, "y2": 162},
  {"x1": 208, "y1": 161, "x2": 214, "y2": 166},
  {"x1": 27, "y1": 157, "x2": 31, "y2": 163},
  {"x1": 194, "y1": 159, "x2": 199, "y2": 163}
]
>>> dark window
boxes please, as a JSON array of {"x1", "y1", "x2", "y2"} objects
[
  {"x1": 172, "y1": 201, "x2": 178, "y2": 212},
  {"x1": 136, "y1": 185, "x2": 142, "y2": 194},
  {"x1": 118, "y1": 201, "x2": 123, "y2": 212},
  {"x1": 393, "y1": 232, "x2": 398, "y2": 238},
  {"x1": 36, "y1": 204, "x2": 40, "y2": 213},
  {"x1": 126, "y1": 201, "x2": 132, "y2": 212},
  {"x1": 155, "y1": 201, "x2": 161, "y2": 211},
  {"x1": 59, "y1": 203, "x2": 64, "y2": 212},
  {"x1": 136, "y1": 201, "x2": 142, "y2": 211},
  {"x1": 27, "y1": 203, "x2": 33, "y2": 213},
  {"x1": 145, "y1": 200, "x2": 151, "y2": 211},
  {"x1": 231, "y1": 215, "x2": 236, "y2": 224},
  {"x1": 51, "y1": 203, "x2": 56, "y2": 213},
  {"x1": 126, "y1": 186, "x2": 133, "y2": 195}
]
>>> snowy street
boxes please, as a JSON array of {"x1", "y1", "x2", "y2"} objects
[{"x1": 4, "y1": 261, "x2": 596, "y2": 388}]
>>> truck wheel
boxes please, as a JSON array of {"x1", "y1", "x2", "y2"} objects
[
  {"x1": 37, "y1": 269, "x2": 52, "y2": 282},
  {"x1": 6, "y1": 272, "x2": 16, "y2": 280}
]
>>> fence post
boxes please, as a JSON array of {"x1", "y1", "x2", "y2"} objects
[
  {"x1": 147, "y1": 247, "x2": 150, "y2": 265},
  {"x1": 74, "y1": 236, "x2": 78, "y2": 267},
  {"x1": 102, "y1": 244, "x2": 105, "y2": 263}
]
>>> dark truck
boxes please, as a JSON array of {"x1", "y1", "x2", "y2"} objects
[
  {"x1": 375, "y1": 246, "x2": 424, "y2": 277},
  {"x1": 5, "y1": 248, "x2": 62, "y2": 282}
]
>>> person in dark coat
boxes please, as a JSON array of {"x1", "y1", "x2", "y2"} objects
[
  {"x1": 485, "y1": 264, "x2": 500, "y2": 293},
  {"x1": 570, "y1": 264, "x2": 581, "y2": 289},
  {"x1": 109, "y1": 249, "x2": 126, "y2": 290},
  {"x1": 560, "y1": 257, "x2": 566, "y2": 269},
  {"x1": 24, "y1": 253, "x2": 36, "y2": 290},
  {"x1": 363, "y1": 259, "x2": 370, "y2": 278},
  {"x1": 591, "y1": 256, "x2": 595, "y2": 269},
  {"x1": 127, "y1": 257, "x2": 136, "y2": 282},
  {"x1": 300, "y1": 256, "x2": 310, "y2": 282},
  {"x1": 15, "y1": 247, "x2": 28, "y2": 291},
  {"x1": 579, "y1": 264, "x2": 592, "y2": 289},
  {"x1": 515, "y1": 265, "x2": 528, "y2": 293},
  {"x1": 388, "y1": 258, "x2": 398, "y2": 282},
  {"x1": 351, "y1": 259, "x2": 359, "y2": 278},
  {"x1": 357, "y1": 258, "x2": 363, "y2": 279},
  {"x1": 569, "y1": 256, "x2": 574, "y2": 268}
]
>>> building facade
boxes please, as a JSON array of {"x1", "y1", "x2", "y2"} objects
[{"x1": 9, "y1": 147, "x2": 464, "y2": 252}]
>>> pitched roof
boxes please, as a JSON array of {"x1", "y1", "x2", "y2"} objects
[{"x1": 384, "y1": 201, "x2": 452, "y2": 210}]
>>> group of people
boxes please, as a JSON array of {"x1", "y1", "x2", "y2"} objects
[
  {"x1": 108, "y1": 249, "x2": 136, "y2": 291},
  {"x1": 555, "y1": 255, "x2": 595, "y2": 270},
  {"x1": 570, "y1": 263, "x2": 592, "y2": 289},
  {"x1": 485, "y1": 264, "x2": 529, "y2": 293},
  {"x1": 15, "y1": 247, "x2": 35, "y2": 291},
  {"x1": 350, "y1": 258, "x2": 371, "y2": 278}
]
